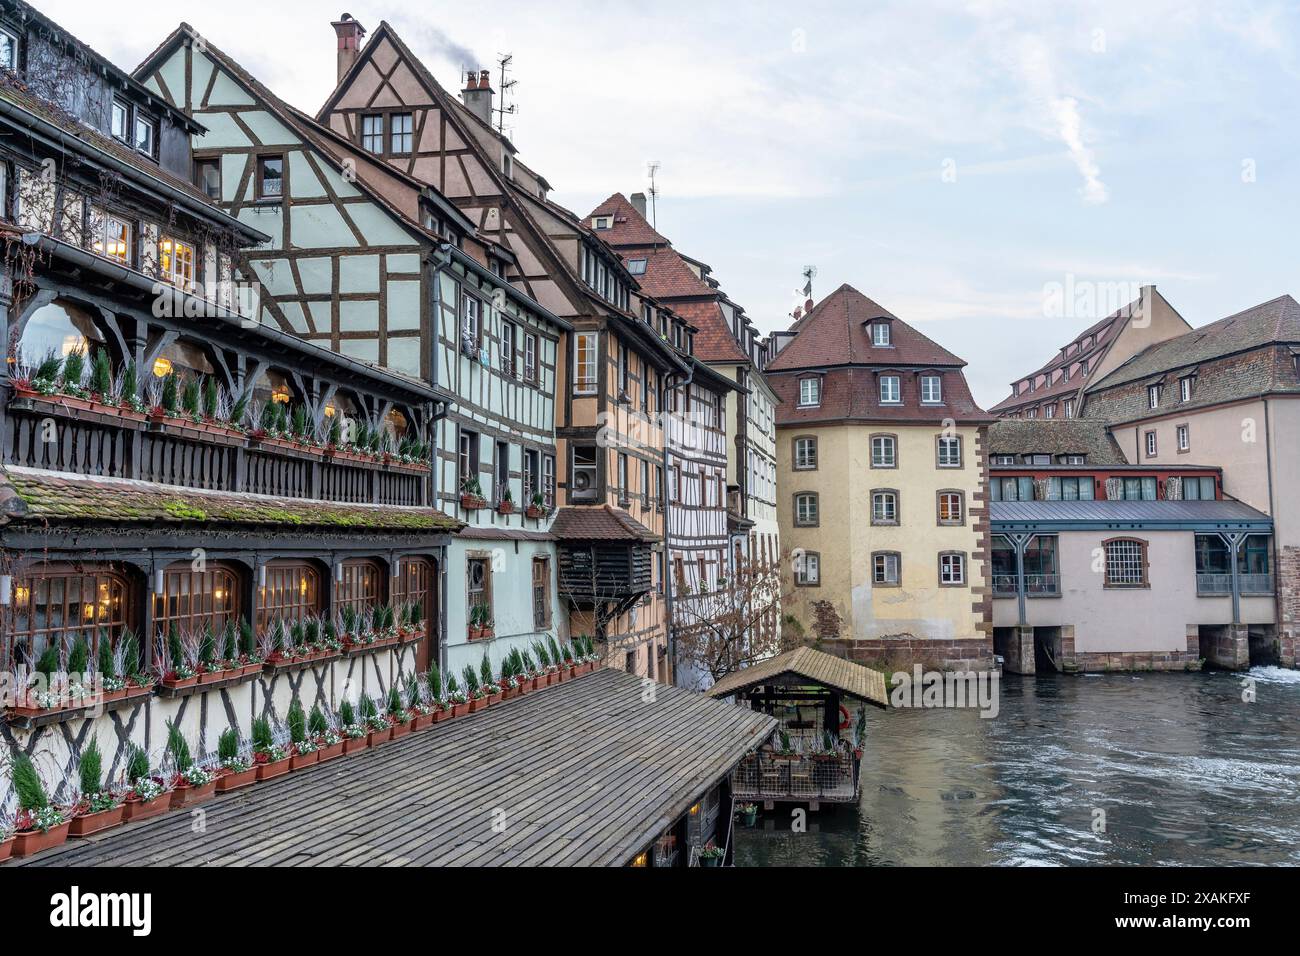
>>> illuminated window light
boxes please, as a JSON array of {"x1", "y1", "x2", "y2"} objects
[
  {"x1": 152, "y1": 357, "x2": 173, "y2": 378},
  {"x1": 271, "y1": 387, "x2": 291, "y2": 404},
  {"x1": 323, "y1": 404, "x2": 336, "y2": 418}
]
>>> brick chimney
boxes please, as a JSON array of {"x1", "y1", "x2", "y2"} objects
[
  {"x1": 462, "y1": 68, "x2": 493, "y2": 125},
  {"x1": 630, "y1": 192, "x2": 647, "y2": 218},
  {"x1": 331, "y1": 13, "x2": 366, "y2": 82}
]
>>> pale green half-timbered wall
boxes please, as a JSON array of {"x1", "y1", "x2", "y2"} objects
[{"x1": 140, "y1": 45, "x2": 429, "y2": 379}]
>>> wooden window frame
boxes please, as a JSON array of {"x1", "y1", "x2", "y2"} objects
[
  {"x1": 574, "y1": 331, "x2": 599, "y2": 396},
  {"x1": 794, "y1": 551, "x2": 820, "y2": 587},
  {"x1": 793, "y1": 492, "x2": 819, "y2": 528},
  {"x1": 523, "y1": 331, "x2": 538, "y2": 384},
  {"x1": 255, "y1": 153, "x2": 285, "y2": 202},
  {"x1": 1176, "y1": 423, "x2": 1190, "y2": 454},
  {"x1": 336, "y1": 559, "x2": 385, "y2": 613},
  {"x1": 1103, "y1": 537, "x2": 1150, "y2": 589},
  {"x1": 798, "y1": 376, "x2": 821, "y2": 407},
  {"x1": 1144, "y1": 430, "x2": 1158, "y2": 458},
  {"x1": 871, "y1": 551, "x2": 901, "y2": 588},
  {"x1": 256, "y1": 560, "x2": 322, "y2": 630},
  {"x1": 466, "y1": 554, "x2": 493, "y2": 633},
  {"x1": 793, "y1": 436, "x2": 818, "y2": 471},
  {"x1": 459, "y1": 429, "x2": 481, "y2": 493},
  {"x1": 937, "y1": 435, "x2": 963, "y2": 468},
  {"x1": 879, "y1": 375, "x2": 901, "y2": 404},
  {"x1": 4, "y1": 563, "x2": 133, "y2": 671},
  {"x1": 920, "y1": 374, "x2": 943, "y2": 404},
  {"x1": 870, "y1": 489, "x2": 899, "y2": 526},
  {"x1": 155, "y1": 561, "x2": 240, "y2": 639},
  {"x1": 870, "y1": 433, "x2": 898, "y2": 469},
  {"x1": 394, "y1": 556, "x2": 435, "y2": 630},
  {"x1": 938, "y1": 551, "x2": 967, "y2": 587},
  {"x1": 937, "y1": 490, "x2": 965, "y2": 526},
  {"x1": 390, "y1": 112, "x2": 414, "y2": 155},
  {"x1": 361, "y1": 113, "x2": 385, "y2": 153},
  {"x1": 532, "y1": 557, "x2": 551, "y2": 630}
]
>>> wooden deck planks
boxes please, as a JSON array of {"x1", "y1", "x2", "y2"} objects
[{"x1": 16, "y1": 670, "x2": 775, "y2": 868}]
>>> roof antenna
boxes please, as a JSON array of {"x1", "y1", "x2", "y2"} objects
[
  {"x1": 646, "y1": 160, "x2": 661, "y2": 234},
  {"x1": 801, "y1": 265, "x2": 817, "y2": 302},
  {"x1": 494, "y1": 53, "x2": 518, "y2": 138}
]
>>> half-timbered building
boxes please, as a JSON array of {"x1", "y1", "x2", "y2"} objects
[
  {"x1": 0, "y1": 0, "x2": 459, "y2": 798},
  {"x1": 316, "y1": 17, "x2": 687, "y2": 680},
  {"x1": 133, "y1": 23, "x2": 568, "y2": 676}
]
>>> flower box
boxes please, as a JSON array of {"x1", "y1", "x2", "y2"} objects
[
  {"x1": 122, "y1": 791, "x2": 171, "y2": 823},
  {"x1": 525, "y1": 505, "x2": 545, "y2": 520},
  {"x1": 216, "y1": 767, "x2": 259, "y2": 793},
  {"x1": 367, "y1": 726, "x2": 393, "y2": 747},
  {"x1": 460, "y1": 494, "x2": 488, "y2": 510},
  {"x1": 431, "y1": 707, "x2": 450, "y2": 724},
  {"x1": 487, "y1": 691, "x2": 504, "y2": 706},
  {"x1": 256, "y1": 755, "x2": 292, "y2": 782},
  {"x1": 0, "y1": 834, "x2": 13, "y2": 863},
  {"x1": 412, "y1": 711, "x2": 434, "y2": 731},
  {"x1": 343, "y1": 736, "x2": 369, "y2": 756},
  {"x1": 289, "y1": 749, "x2": 319, "y2": 771},
  {"x1": 69, "y1": 803, "x2": 125, "y2": 837},
  {"x1": 467, "y1": 697, "x2": 487, "y2": 713},
  {"x1": 450, "y1": 701, "x2": 470, "y2": 719},
  {"x1": 11, "y1": 820, "x2": 71, "y2": 858},
  {"x1": 170, "y1": 779, "x2": 217, "y2": 809},
  {"x1": 496, "y1": 500, "x2": 515, "y2": 515},
  {"x1": 317, "y1": 740, "x2": 346, "y2": 762},
  {"x1": 4, "y1": 699, "x2": 94, "y2": 724},
  {"x1": 161, "y1": 674, "x2": 199, "y2": 690},
  {"x1": 390, "y1": 720, "x2": 412, "y2": 740}
]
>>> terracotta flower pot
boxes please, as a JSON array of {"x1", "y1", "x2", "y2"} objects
[
  {"x1": 451, "y1": 702, "x2": 469, "y2": 718},
  {"x1": 69, "y1": 803, "x2": 126, "y2": 837},
  {"x1": 256, "y1": 756, "x2": 292, "y2": 782},
  {"x1": 0, "y1": 835, "x2": 13, "y2": 863},
  {"x1": 162, "y1": 675, "x2": 199, "y2": 690},
  {"x1": 102, "y1": 687, "x2": 127, "y2": 704},
  {"x1": 467, "y1": 697, "x2": 486, "y2": 713},
  {"x1": 488, "y1": 692, "x2": 504, "y2": 706},
  {"x1": 216, "y1": 767, "x2": 259, "y2": 793},
  {"x1": 343, "y1": 736, "x2": 369, "y2": 755},
  {"x1": 412, "y1": 712, "x2": 433, "y2": 731},
  {"x1": 122, "y1": 792, "x2": 171, "y2": 823},
  {"x1": 431, "y1": 707, "x2": 450, "y2": 723},
  {"x1": 12, "y1": 820, "x2": 71, "y2": 858},
  {"x1": 367, "y1": 726, "x2": 393, "y2": 747},
  {"x1": 317, "y1": 740, "x2": 346, "y2": 762},
  {"x1": 170, "y1": 779, "x2": 217, "y2": 809},
  {"x1": 290, "y1": 749, "x2": 319, "y2": 771},
  {"x1": 390, "y1": 720, "x2": 412, "y2": 739}
]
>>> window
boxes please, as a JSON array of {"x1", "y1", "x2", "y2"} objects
[
  {"x1": 5, "y1": 564, "x2": 131, "y2": 672},
  {"x1": 618, "y1": 340, "x2": 630, "y2": 396},
  {"x1": 794, "y1": 493, "x2": 819, "y2": 527},
  {"x1": 91, "y1": 213, "x2": 132, "y2": 265},
  {"x1": 871, "y1": 490, "x2": 898, "y2": 525},
  {"x1": 1064, "y1": 399, "x2": 1075, "y2": 419},
  {"x1": 466, "y1": 556, "x2": 492, "y2": 629},
  {"x1": 1046, "y1": 476, "x2": 1095, "y2": 500},
  {"x1": 627, "y1": 258, "x2": 647, "y2": 275},
  {"x1": 1043, "y1": 404, "x2": 1056, "y2": 419},
  {"x1": 1119, "y1": 476, "x2": 1158, "y2": 501},
  {"x1": 617, "y1": 452, "x2": 629, "y2": 501},
  {"x1": 794, "y1": 437, "x2": 817, "y2": 470},
  {"x1": 1064, "y1": 454, "x2": 1086, "y2": 465},
  {"x1": 795, "y1": 551, "x2": 820, "y2": 586},
  {"x1": 0, "y1": 27, "x2": 17, "y2": 72},
  {"x1": 393, "y1": 557, "x2": 435, "y2": 631},
  {"x1": 571, "y1": 444, "x2": 599, "y2": 502},
  {"x1": 574, "y1": 331, "x2": 598, "y2": 395},
  {"x1": 937, "y1": 435, "x2": 962, "y2": 467},
  {"x1": 523, "y1": 332, "x2": 538, "y2": 384},
  {"x1": 111, "y1": 99, "x2": 129, "y2": 142},
  {"x1": 458, "y1": 430, "x2": 480, "y2": 492},
  {"x1": 938, "y1": 491, "x2": 964, "y2": 524},
  {"x1": 1027, "y1": 454, "x2": 1051, "y2": 466},
  {"x1": 1145, "y1": 430, "x2": 1158, "y2": 457},
  {"x1": 336, "y1": 559, "x2": 383, "y2": 614},
  {"x1": 495, "y1": 440, "x2": 510, "y2": 504},
  {"x1": 1195, "y1": 535, "x2": 1230, "y2": 576},
  {"x1": 523, "y1": 449, "x2": 539, "y2": 503},
  {"x1": 501, "y1": 321, "x2": 516, "y2": 377},
  {"x1": 257, "y1": 561, "x2": 322, "y2": 629},
  {"x1": 1104, "y1": 539, "x2": 1147, "y2": 588},
  {"x1": 1148, "y1": 385, "x2": 1161, "y2": 409},
  {"x1": 390, "y1": 112, "x2": 413, "y2": 153},
  {"x1": 1180, "y1": 376, "x2": 1193, "y2": 403},
  {"x1": 871, "y1": 322, "x2": 891, "y2": 346},
  {"x1": 799, "y1": 377, "x2": 821, "y2": 407},
  {"x1": 361, "y1": 114, "x2": 384, "y2": 153},
  {"x1": 879, "y1": 375, "x2": 901, "y2": 404},
  {"x1": 1181, "y1": 476, "x2": 1216, "y2": 500},
  {"x1": 592, "y1": 215, "x2": 613, "y2": 230},
  {"x1": 920, "y1": 375, "x2": 942, "y2": 403},
  {"x1": 156, "y1": 562, "x2": 240, "y2": 637},
  {"x1": 461, "y1": 293, "x2": 481, "y2": 344},
  {"x1": 1177, "y1": 424, "x2": 1190, "y2": 452},
  {"x1": 989, "y1": 476, "x2": 1035, "y2": 502},
  {"x1": 133, "y1": 114, "x2": 155, "y2": 157},
  {"x1": 992, "y1": 455, "x2": 1016, "y2": 466},
  {"x1": 939, "y1": 553, "x2": 966, "y2": 586},
  {"x1": 532, "y1": 557, "x2": 551, "y2": 630},
  {"x1": 872, "y1": 552, "x2": 900, "y2": 586},
  {"x1": 543, "y1": 454, "x2": 556, "y2": 507},
  {"x1": 256, "y1": 155, "x2": 284, "y2": 200},
  {"x1": 640, "y1": 458, "x2": 650, "y2": 505},
  {"x1": 195, "y1": 158, "x2": 221, "y2": 200},
  {"x1": 160, "y1": 236, "x2": 196, "y2": 291},
  {"x1": 871, "y1": 435, "x2": 897, "y2": 468}
]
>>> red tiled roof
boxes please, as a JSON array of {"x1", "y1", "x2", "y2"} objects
[
  {"x1": 766, "y1": 284, "x2": 966, "y2": 371},
  {"x1": 550, "y1": 505, "x2": 661, "y2": 542},
  {"x1": 771, "y1": 366, "x2": 992, "y2": 427},
  {"x1": 670, "y1": 300, "x2": 750, "y2": 364},
  {"x1": 588, "y1": 192, "x2": 669, "y2": 248}
]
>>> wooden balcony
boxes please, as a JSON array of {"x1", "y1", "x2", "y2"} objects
[{"x1": 5, "y1": 392, "x2": 430, "y2": 508}]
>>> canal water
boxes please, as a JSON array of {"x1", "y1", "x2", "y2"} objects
[{"x1": 733, "y1": 667, "x2": 1300, "y2": 866}]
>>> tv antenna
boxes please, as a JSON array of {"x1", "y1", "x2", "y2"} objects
[
  {"x1": 494, "y1": 53, "x2": 518, "y2": 137},
  {"x1": 646, "y1": 160, "x2": 661, "y2": 233},
  {"x1": 801, "y1": 265, "x2": 817, "y2": 300}
]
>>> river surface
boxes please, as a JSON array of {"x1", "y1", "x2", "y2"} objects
[{"x1": 733, "y1": 668, "x2": 1300, "y2": 867}]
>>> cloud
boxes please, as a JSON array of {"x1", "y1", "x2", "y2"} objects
[{"x1": 1050, "y1": 96, "x2": 1108, "y2": 204}]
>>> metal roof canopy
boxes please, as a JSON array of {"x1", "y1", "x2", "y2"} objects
[
  {"x1": 707, "y1": 646, "x2": 890, "y2": 709},
  {"x1": 990, "y1": 499, "x2": 1274, "y2": 533}
]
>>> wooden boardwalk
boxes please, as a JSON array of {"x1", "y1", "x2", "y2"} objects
[{"x1": 13, "y1": 669, "x2": 775, "y2": 867}]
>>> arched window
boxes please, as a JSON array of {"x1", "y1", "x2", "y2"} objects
[
  {"x1": 150, "y1": 338, "x2": 215, "y2": 382},
  {"x1": 17, "y1": 299, "x2": 106, "y2": 366},
  {"x1": 4, "y1": 563, "x2": 132, "y2": 670},
  {"x1": 384, "y1": 407, "x2": 410, "y2": 444},
  {"x1": 257, "y1": 561, "x2": 322, "y2": 629},
  {"x1": 250, "y1": 367, "x2": 296, "y2": 408},
  {"x1": 336, "y1": 559, "x2": 384, "y2": 613},
  {"x1": 155, "y1": 561, "x2": 240, "y2": 637},
  {"x1": 393, "y1": 556, "x2": 434, "y2": 628},
  {"x1": 1103, "y1": 538, "x2": 1148, "y2": 588}
]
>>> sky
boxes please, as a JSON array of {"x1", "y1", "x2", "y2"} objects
[{"x1": 43, "y1": 0, "x2": 1300, "y2": 407}]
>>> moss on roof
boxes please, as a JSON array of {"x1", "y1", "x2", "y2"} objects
[{"x1": 4, "y1": 471, "x2": 461, "y2": 534}]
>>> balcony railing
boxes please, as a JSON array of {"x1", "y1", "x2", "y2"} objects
[
  {"x1": 1196, "y1": 573, "x2": 1274, "y2": 595},
  {"x1": 992, "y1": 573, "x2": 1060, "y2": 596},
  {"x1": 731, "y1": 752, "x2": 859, "y2": 804},
  {"x1": 5, "y1": 393, "x2": 430, "y2": 507}
]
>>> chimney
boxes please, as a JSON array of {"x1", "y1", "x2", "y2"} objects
[
  {"x1": 331, "y1": 13, "x2": 367, "y2": 82},
  {"x1": 630, "y1": 192, "x2": 647, "y2": 218},
  {"x1": 462, "y1": 68, "x2": 494, "y2": 125}
]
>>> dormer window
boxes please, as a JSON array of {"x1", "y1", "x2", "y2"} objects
[
  {"x1": 799, "y1": 377, "x2": 821, "y2": 407},
  {"x1": 920, "y1": 374, "x2": 942, "y2": 404},
  {"x1": 0, "y1": 27, "x2": 17, "y2": 72},
  {"x1": 879, "y1": 375, "x2": 901, "y2": 404},
  {"x1": 1148, "y1": 384, "x2": 1161, "y2": 409},
  {"x1": 627, "y1": 258, "x2": 648, "y2": 276},
  {"x1": 871, "y1": 322, "x2": 892, "y2": 347},
  {"x1": 1179, "y1": 376, "x2": 1193, "y2": 403},
  {"x1": 133, "y1": 114, "x2": 156, "y2": 157},
  {"x1": 592, "y1": 215, "x2": 613, "y2": 230}
]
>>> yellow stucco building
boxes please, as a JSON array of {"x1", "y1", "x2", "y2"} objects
[{"x1": 768, "y1": 285, "x2": 994, "y2": 669}]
